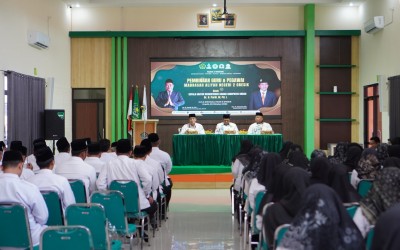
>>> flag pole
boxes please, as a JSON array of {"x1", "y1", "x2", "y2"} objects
[{"x1": 130, "y1": 84, "x2": 134, "y2": 146}]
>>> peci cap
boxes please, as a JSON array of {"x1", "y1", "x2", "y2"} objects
[
  {"x1": 133, "y1": 145, "x2": 147, "y2": 158},
  {"x1": 10, "y1": 141, "x2": 23, "y2": 151},
  {"x1": 116, "y1": 139, "x2": 132, "y2": 154},
  {"x1": 56, "y1": 137, "x2": 70, "y2": 152},
  {"x1": 189, "y1": 114, "x2": 196, "y2": 118},
  {"x1": 35, "y1": 146, "x2": 54, "y2": 167},
  {"x1": 71, "y1": 139, "x2": 88, "y2": 153},
  {"x1": 33, "y1": 141, "x2": 47, "y2": 152},
  {"x1": 140, "y1": 139, "x2": 152, "y2": 154},
  {"x1": 2, "y1": 150, "x2": 23, "y2": 165},
  {"x1": 255, "y1": 112, "x2": 263, "y2": 117},
  {"x1": 33, "y1": 138, "x2": 45, "y2": 145},
  {"x1": 148, "y1": 133, "x2": 159, "y2": 143},
  {"x1": 20, "y1": 146, "x2": 27, "y2": 157},
  {"x1": 99, "y1": 139, "x2": 111, "y2": 152},
  {"x1": 87, "y1": 143, "x2": 101, "y2": 155},
  {"x1": 223, "y1": 114, "x2": 231, "y2": 119}
]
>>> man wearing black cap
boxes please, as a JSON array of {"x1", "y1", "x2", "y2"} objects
[
  {"x1": 27, "y1": 146, "x2": 76, "y2": 211},
  {"x1": 54, "y1": 137, "x2": 71, "y2": 170},
  {"x1": 247, "y1": 112, "x2": 273, "y2": 134},
  {"x1": 55, "y1": 138, "x2": 97, "y2": 199},
  {"x1": 0, "y1": 150, "x2": 49, "y2": 247},
  {"x1": 26, "y1": 138, "x2": 47, "y2": 173},
  {"x1": 179, "y1": 113, "x2": 205, "y2": 134},
  {"x1": 141, "y1": 139, "x2": 163, "y2": 200},
  {"x1": 99, "y1": 138, "x2": 117, "y2": 164},
  {"x1": 215, "y1": 114, "x2": 239, "y2": 134},
  {"x1": 9, "y1": 141, "x2": 35, "y2": 180},
  {"x1": 147, "y1": 133, "x2": 173, "y2": 208},
  {"x1": 249, "y1": 70, "x2": 279, "y2": 110},
  {"x1": 85, "y1": 142, "x2": 106, "y2": 174}
]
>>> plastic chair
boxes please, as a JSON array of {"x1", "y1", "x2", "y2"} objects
[
  {"x1": 249, "y1": 191, "x2": 266, "y2": 249},
  {"x1": 273, "y1": 224, "x2": 290, "y2": 249},
  {"x1": 357, "y1": 179, "x2": 373, "y2": 198},
  {"x1": 366, "y1": 225, "x2": 375, "y2": 250},
  {"x1": 41, "y1": 191, "x2": 64, "y2": 226},
  {"x1": 68, "y1": 179, "x2": 87, "y2": 203},
  {"x1": 258, "y1": 202, "x2": 274, "y2": 250},
  {"x1": 0, "y1": 202, "x2": 37, "y2": 250},
  {"x1": 344, "y1": 202, "x2": 359, "y2": 218},
  {"x1": 90, "y1": 191, "x2": 138, "y2": 249},
  {"x1": 65, "y1": 203, "x2": 124, "y2": 250},
  {"x1": 40, "y1": 225, "x2": 94, "y2": 250},
  {"x1": 159, "y1": 192, "x2": 167, "y2": 223}
]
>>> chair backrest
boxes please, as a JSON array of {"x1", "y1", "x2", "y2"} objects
[
  {"x1": 357, "y1": 179, "x2": 373, "y2": 198},
  {"x1": 41, "y1": 191, "x2": 64, "y2": 226},
  {"x1": 366, "y1": 225, "x2": 375, "y2": 250},
  {"x1": 0, "y1": 202, "x2": 33, "y2": 249},
  {"x1": 260, "y1": 202, "x2": 274, "y2": 250},
  {"x1": 252, "y1": 190, "x2": 266, "y2": 234},
  {"x1": 65, "y1": 203, "x2": 110, "y2": 250},
  {"x1": 40, "y1": 225, "x2": 94, "y2": 250},
  {"x1": 109, "y1": 180, "x2": 140, "y2": 214},
  {"x1": 273, "y1": 224, "x2": 290, "y2": 249},
  {"x1": 344, "y1": 202, "x2": 360, "y2": 218},
  {"x1": 90, "y1": 190, "x2": 129, "y2": 235},
  {"x1": 68, "y1": 179, "x2": 87, "y2": 203}
]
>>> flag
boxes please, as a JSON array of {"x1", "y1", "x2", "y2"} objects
[
  {"x1": 127, "y1": 86, "x2": 133, "y2": 135},
  {"x1": 142, "y1": 86, "x2": 148, "y2": 121},
  {"x1": 132, "y1": 85, "x2": 141, "y2": 120}
]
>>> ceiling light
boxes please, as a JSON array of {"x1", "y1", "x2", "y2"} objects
[
  {"x1": 212, "y1": 3, "x2": 217, "y2": 7},
  {"x1": 349, "y1": 2, "x2": 353, "y2": 6}
]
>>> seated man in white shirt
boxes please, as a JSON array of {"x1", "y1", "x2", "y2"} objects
[
  {"x1": 247, "y1": 112, "x2": 274, "y2": 135},
  {"x1": 54, "y1": 137, "x2": 71, "y2": 171},
  {"x1": 55, "y1": 139, "x2": 97, "y2": 200},
  {"x1": 179, "y1": 113, "x2": 205, "y2": 134},
  {"x1": 9, "y1": 141, "x2": 35, "y2": 180},
  {"x1": 215, "y1": 114, "x2": 239, "y2": 134},
  {"x1": 26, "y1": 138, "x2": 47, "y2": 173},
  {"x1": 99, "y1": 138, "x2": 117, "y2": 164},
  {"x1": 0, "y1": 150, "x2": 49, "y2": 247},
  {"x1": 85, "y1": 143, "x2": 106, "y2": 174},
  {"x1": 27, "y1": 146, "x2": 76, "y2": 212}
]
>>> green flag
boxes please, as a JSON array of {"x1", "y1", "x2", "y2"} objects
[{"x1": 132, "y1": 85, "x2": 141, "y2": 120}]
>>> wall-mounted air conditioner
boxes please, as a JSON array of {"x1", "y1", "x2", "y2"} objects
[
  {"x1": 28, "y1": 30, "x2": 50, "y2": 49},
  {"x1": 364, "y1": 16, "x2": 384, "y2": 34}
]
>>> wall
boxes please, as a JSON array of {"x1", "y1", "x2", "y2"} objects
[
  {"x1": 358, "y1": 0, "x2": 400, "y2": 142},
  {"x1": 0, "y1": 0, "x2": 71, "y2": 143}
]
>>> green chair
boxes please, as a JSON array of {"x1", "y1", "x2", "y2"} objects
[
  {"x1": 357, "y1": 179, "x2": 373, "y2": 198},
  {"x1": 344, "y1": 202, "x2": 359, "y2": 218},
  {"x1": 65, "y1": 203, "x2": 124, "y2": 250},
  {"x1": 109, "y1": 180, "x2": 151, "y2": 246},
  {"x1": 68, "y1": 179, "x2": 87, "y2": 203},
  {"x1": 250, "y1": 191, "x2": 266, "y2": 249},
  {"x1": 90, "y1": 191, "x2": 138, "y2": 249},
  {"x1": 366, "y1": 225, "x2": 375, "y2": 250},
  {"x1": 273, "y1": 224, "x2": 290, "y2": 249},
  {"x1": 259, "y1": 202, "x2": 274, "y2": 250},
  {"x1": 41, "y1": 191, "x2": 64, "y2": 226},
  {"x1": 0, "y1": 202, "x2": 38, "y2": 250},
  {"x1": 40, "y1": 225, "x2": 94, "y2": 250}
]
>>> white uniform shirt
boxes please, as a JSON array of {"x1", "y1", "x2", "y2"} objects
[
  {"x1": 96, "y1": 155, "x2": 152, "y2": 209},
  {"x1": 149, "y1": 147, "x2": 173, "y2": 186},
  {"x1": 179, "y1": 123, "x2": 205, "y2": 134},
  {"x1": 27, "y1": 154, "x2": 40, "y2": 173},
  {"x1": 143, "y1": 157, "x2": 162, "y2": 199},
  {"x1": 85, "y1": 156, "x2": 106, "y2": 174},
  {"x1": 145, "y1": 156, "x2": 164, "y2": 188},
  {"x1": 99, "y1": 152, "x2": 118, "y2": 164},
  {"x1": 215, "y1": 122, "x2": 239, "y2": 134},
  {"x1": 27, "y1": 169, "x2": 76, "y2": 211},
  {"x1": 0, "y1": 173, "x2": 48, "y2": 246},
  {"x1": 54, "y1": 152, "x2": 71, "y2": 172},
  {"x1": 55, "y1": 156, "x2": 97, "y2": 199},
  {"x1": 247, "y1": 122, "x2": 273, "y2": 135},
  {"x1": 232, "y1": 159, "x2": 245, "y2": 192},
  {"x1": 20, "y1": 167, "x2": 35, "y2": 180}
]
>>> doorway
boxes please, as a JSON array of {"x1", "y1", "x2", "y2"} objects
[
  {"x1": 72, "y1": 89, "x2": 105, "y2": 142},
  {"x1": 363, "y1": 84, "x2": 381, "y2": 148}
]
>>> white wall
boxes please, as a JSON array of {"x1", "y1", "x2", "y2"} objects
[
  {"x1": 0, "y1": 0, "x2": 72, "y2": 143},
  {"x1": 358, "y1": 0, "x2": 400, "y2": 142}
]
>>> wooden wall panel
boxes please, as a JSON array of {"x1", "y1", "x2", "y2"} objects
[{"x1": 127, "y1": 37, "x2": 304, "y2": 155}]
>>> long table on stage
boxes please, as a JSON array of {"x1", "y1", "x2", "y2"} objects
[{"x1": 172, "y1": 134, "x2": 283, "y2": 166}]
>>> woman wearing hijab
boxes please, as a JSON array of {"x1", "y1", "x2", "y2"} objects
[
  {"x1": 328, "y1": 142, "x2": 348, "y2": 165},
  {"x1": 310, "y1": 157, "x2": 332, "y2": 185},
  {"x1": 329, "y1": 163, "x2": 361, "y2": 203},
  {"x1": 371, "y1": 203, "x2": 400, "y2": 250},
  {"x1": 353, "y1": 167, "x2": 400, "y2": 237},
  {"x1": 287, "y1": 151, "x2": 310, "y2": 171},
  {"x1": 277, "y1": 184, "x2": 365, "y2": 250},
  {"x1": 279, "y1": 141, "x2": 293, "y2": 160},
  {"x1": 232, "y1": 140, "x2": 254, "y2": 193},
  {"x1": 350, "y1": 148, "x2": 380, "y2": 189},
  {"x1": 388, "y1": 144, "x2": 400, "y2": 158},
  {"x1": 310, "y1": 149, "x2": 326, "y2": 160},
  {"x1": 343, "y1": 144, "x2": 363, "y2": 172},
  {"x1": 376, "y1": 143, "x2": 389, "y2": 165},
  {"x1": 383, "y1": 157, "x2": 400, "y2": 168},
  {"x1": 263, "y1": 167, "x2": 310, "y2": 245}
]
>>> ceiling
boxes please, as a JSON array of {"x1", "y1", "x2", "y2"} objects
[{"x1": 62, "y1": 0, "x2": 365, "y2": 8}]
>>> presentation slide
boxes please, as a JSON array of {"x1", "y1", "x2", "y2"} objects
[{"x1": 150, "y1": 58, "x2": 281, "y2": 118}]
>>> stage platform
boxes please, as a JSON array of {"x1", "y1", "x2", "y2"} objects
[{"x1": 169, "y1": 165, "x2": 232, "y2": 189}]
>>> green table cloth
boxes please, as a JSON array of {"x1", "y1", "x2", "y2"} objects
[{"x1": 172, "y1": 134, "x2": 283, "y2": 166}]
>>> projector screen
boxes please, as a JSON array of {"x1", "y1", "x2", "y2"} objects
[{"x1": 150, "y1": 58, "x2": 281, "y2": 118}]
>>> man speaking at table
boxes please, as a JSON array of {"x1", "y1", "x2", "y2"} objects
[
  {"x1": 247, "y1": 112, "x2": 274, "y2": 134},
  {"x1": 179, "y1": 113, "x2": 205, "y2": 134},
  {"x1": 215, "y1": 114, "x2": 239, "y2": 134}
]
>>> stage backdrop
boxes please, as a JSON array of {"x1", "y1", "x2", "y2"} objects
[{"x1": 150, "y1": 59, "x2": 281, "y2": 118}]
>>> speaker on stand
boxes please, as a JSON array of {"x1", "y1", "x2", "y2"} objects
[{"x1": 44, "y1": 109, "x2": 65, "y2": 154}]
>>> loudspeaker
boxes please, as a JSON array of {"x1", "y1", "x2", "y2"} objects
[{"x1": 44, "y1": 109, "x2": 65, "y2": 140}]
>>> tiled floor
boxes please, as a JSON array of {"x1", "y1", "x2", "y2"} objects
[{"x1": 126, "y1": 189, "x2": 244, "y2": 250}]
